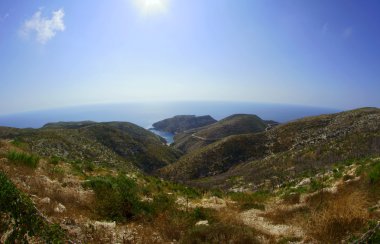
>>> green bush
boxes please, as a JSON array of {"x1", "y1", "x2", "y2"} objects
[
  {"x1": 84, "y1": 175, "x2": 144, "y2": 220},
  {"x1": 0, "y1": 171, "x2": 65, "y2": 242},
  {"x1": 49, "y1": 155, "x2": 62, "y2": 165},
  {"x1": 6, "y1": 150, "x2": 39, "y2": 168},
  {"x1": 146, "y1": 193, "x2": 176, "y2": 216},
  {"x1": 369, "y1": 161, "x2": 380, "y2": 184}
]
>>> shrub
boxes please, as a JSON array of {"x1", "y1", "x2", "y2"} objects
[
  {"x1": 368, "y1": 161, "x2": 380, "y2": 184},
  {"x1": 0, "y1": 171, "x2": 65, "y2": 242},
  {"x1": 84, "y1": 175, "x2": 144, "y2": 221},
  {"x1": 6, "y1": 150, "x2": 39, "y2": 168},
  {"x1": 145, "y1": 193, "x2": 176, "y2": 217},
  {"x1": 153, "y1": 209, "x2": 195, "y2": 241},
  {"x1": 49, "y1": 155, "x2": 62, "y2": 165}
]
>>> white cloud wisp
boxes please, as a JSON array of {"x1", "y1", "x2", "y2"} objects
[{"x1": 21, "y1": 9, "x2": 65, "y2": 44}]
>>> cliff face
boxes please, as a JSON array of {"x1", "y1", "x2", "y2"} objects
[{"x1": 152, "y1": 115, "x2": 217, "y2": 133}]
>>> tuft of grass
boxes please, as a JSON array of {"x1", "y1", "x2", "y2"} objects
[
  {"x1": 48, "y1": 166, "x2": 65, "y2": 181},
  {"x1": 6, "y1": 150, "x2": 39, "y2": 168},
  {"x1": 307, "y1": 191, "x2": 369, "y2": 243}
]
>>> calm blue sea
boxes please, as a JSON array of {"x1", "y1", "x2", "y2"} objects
[{"x1": 0, "y1": 102, "x2": 339, "y2": 143}]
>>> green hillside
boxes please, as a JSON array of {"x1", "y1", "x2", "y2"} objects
[
  {"x1": 159, "y1": 108, "x2": 380, "y2": 189},
  {"x1": 0, "y1": 121, "x2": 182, "y2": 172}
]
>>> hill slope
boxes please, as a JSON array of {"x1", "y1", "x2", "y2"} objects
[
  {"x1": 158, "y1": 107, "x2": 380, "y2": 189},
  {"x1": 152, "y1": 115, "x2": 217, "y2": 133},
  {"x1": 173, "y1": 114, "x2": 277, "y2": 153},
  {"x1": 0, "y1": 121, "x2": 182, "y2": 172}
]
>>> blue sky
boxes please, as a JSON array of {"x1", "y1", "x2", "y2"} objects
[{"x1": 0, "y1": 0, "x2": 379, "y2": 114}]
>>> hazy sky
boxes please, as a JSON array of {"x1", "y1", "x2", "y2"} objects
[{"x1": 1, "y1": 0, "x2": 380, "y2": 114}]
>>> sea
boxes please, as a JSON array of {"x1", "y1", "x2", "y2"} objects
[{"x1": 0, "y1": 101, "x2": 339, "y2": 144}]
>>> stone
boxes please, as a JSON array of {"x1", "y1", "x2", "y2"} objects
[
  {"x1": 195, "y1": 220, "x2": 209, "y2": 226},
  {"x1": 54, "y1": 203, "x2": 66, "y2": 213},
  {"x1": 40, "y1": 197, "x2": 51, "y2": 204}
]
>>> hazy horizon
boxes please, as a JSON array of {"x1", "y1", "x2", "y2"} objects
[
  {"x1": 1, "y1": 0, "x2": 380, "y2": 115},
  {"x1": 0, "y1": 101, "x2": 340, "y2": 129}
]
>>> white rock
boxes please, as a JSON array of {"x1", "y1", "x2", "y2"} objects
[
  {"x1": 195, "y1": 220, "x2": 209, "y2": 226},
  {"x1": 297, "y1": 178, "x2": 311, "y2": 187},
  {"x1": 40, "y1": 197, "x2": 51, "y2": 204},
  {"x1": 54, "y1": 203, "x2": 66, "y2": 213}
]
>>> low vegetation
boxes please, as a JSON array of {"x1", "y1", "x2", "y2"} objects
[
  {"x1": 369, "y1": 160, "x2": 380, "y2": 184},
  {"x1": 307, "y1": 191, "x2": 369, "y2": 242},
  {"x1": 84, "y1": 175, "x2": 146, "y2": 220},
  {"x1": 6, "y1": 150, "x2": 39, "y2": 168},
  {"x1": 0, "y1": 171, "x2": 65, "y2": 242},
  {"x1": 228, "y1": 191, "x2": 270, "y2": 211}
]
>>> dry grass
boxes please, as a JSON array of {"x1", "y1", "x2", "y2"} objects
[
  {"x1": 282, "y1": 192, "x2": 301, "y2": 204},
  {"x1": 183, "y1": 209, "x2": 260, "y2": 244},
  {"x1": 306, "y1": 191, "x2": 369, "y2": 243},
  {"x1": 150, "y1": 211, "x2": 193, "y2": 242},
  {"x1": 261, "y1": 204, "x2": 309, "y2": 225}
]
